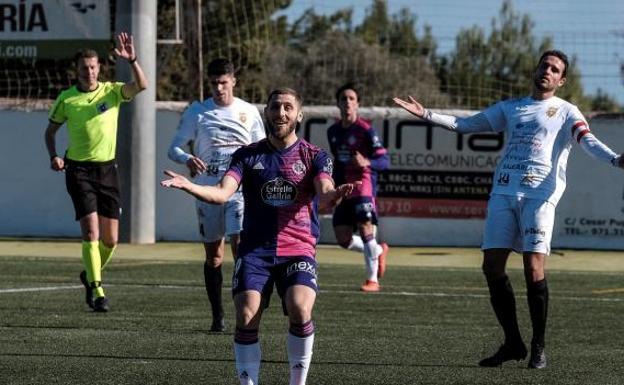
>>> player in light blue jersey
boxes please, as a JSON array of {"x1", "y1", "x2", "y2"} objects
[
  {"x1": 395, "y1": 50, "x2": 624, "y2": 369},
  {"x1": 168, "y1": 58, "x2": 265, "y2": 332}
]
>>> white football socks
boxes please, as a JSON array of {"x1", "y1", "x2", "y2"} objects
[
  {"x1": 347, "y1": 235, "x2": 364, "y2": 252},
  {"x1": 287, "y1": 333, "x2": 314, "y2": 385},
  {"x1": 234, "y1": 342, "x2": 261, "y2": 385},
  {"x1": 363, "y1": 238, "x2": 380, "y2": 281}
]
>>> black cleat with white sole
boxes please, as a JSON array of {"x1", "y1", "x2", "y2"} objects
[
  {"x1": 479, "y1": 342, "x2": 528, "y2": 367},
  {"x1": 528, "y1": 343, "x2": 547, "y2": 369}
]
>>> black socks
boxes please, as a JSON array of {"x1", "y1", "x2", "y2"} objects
[
  {"x1": 204, "y1": 262, "x2": 224, "y2": 320},
  {"x1": 527, "y1": 279, "x2": 548, "y2": 347},
  {"x1": 487, "y1": 275, "x2": 523, "y2": 345}
]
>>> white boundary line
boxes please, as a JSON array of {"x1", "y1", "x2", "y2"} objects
[
  {"x1": 0, "y1": 284, "x2": 622, "y2": 302},
  {"x1": 0, "y1": 285, "x2": 81, "y2": 293}
]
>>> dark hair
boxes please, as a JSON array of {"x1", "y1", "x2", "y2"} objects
[
  {"x1": 207, "y1": 58, "x2": 235, "y2": 76},
  {"x1": 335, "y1": 82, "x2": 360, "y2": 102},
  {"x1": 266, "y1": 87, "x2": 303, "y2": 106},
  {"x1": 74, "y1": 49, "x2": 99, "y2": 65},
  {"x1": 538, "y1": 50, "x2": 569, "y2": 77}
]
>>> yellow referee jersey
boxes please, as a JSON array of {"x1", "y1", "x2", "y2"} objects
[{"x1": 49, "y1": 82, "x2": 130, "y2": 162}]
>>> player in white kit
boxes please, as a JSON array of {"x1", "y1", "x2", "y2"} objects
[
  {"x1": 168, "y1": 58, "x2": 265, "y2": 331},
  {"x1": 394, "y1": 50, "x2": 624, "y2": 369}
]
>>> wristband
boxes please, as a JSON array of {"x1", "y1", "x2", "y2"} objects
[{"x1": 128, "y1": 56, "x2": 137, "y2": 64}]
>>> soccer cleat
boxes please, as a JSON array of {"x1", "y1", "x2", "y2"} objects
[
  {"x1": 528, "y1": 343, "x2": 547, "y2": 369},
  {"x1": 478, "y1": 342, "x2": 528, "y2": 367},
  {"x1": 360, "y1": 280, "x2": 380, "y2": 292},
  {"x1": 93, "y1": 296, "x2": 110, "y2": 313},
  {"x1": 79, "y1": 271, "x2": 94, "y2": 309},
  {"x1": 210, "y1": 316, "x2": 225, "y2": 332},
  {"x1": 377, "y1": 242, "x2": 389, "y2": 278}
]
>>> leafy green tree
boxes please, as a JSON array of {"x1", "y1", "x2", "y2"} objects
[
  {"x1": 264, "y1": 31, "x2": 447, "y2": 106},
  {"x1": 590, "y1": 88, "x2": 621, "y2": 112},
  {"x1": 355, "y1": 0, "x2": 436, "y2": 61},
  {"x1": 156, "y1": 0, "x2": 290, "y2": 101},
  {"x1": 440, "y1": 0, "x2": 590, "y2": 110},
  {"x1": 265, "y1": 0, "x2": 446, "y2": 106}
]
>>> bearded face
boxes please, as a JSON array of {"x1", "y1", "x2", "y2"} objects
[{"x1": 264, "y1": 93, "x2": 302, "y2": 141}]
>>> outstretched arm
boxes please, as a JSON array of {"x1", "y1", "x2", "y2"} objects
[
  {"x1": 115, "y1": 32, "x2": 148, "y2": 99},
  {"x1": 161, "y1": 170, "x2": 238, "y2": 204},
  {"x1": 314, "y1": 177, "x2": 358, "y2": 210},
  {"x1": 573, "y1": 122, "x2": 624, "y2": 168},
  {"x1": 393, "y1": 95, "x2": 494, "y2": 133},
  {"x1": 393, "y1": 95, "x2": 426, "y2": 118}
]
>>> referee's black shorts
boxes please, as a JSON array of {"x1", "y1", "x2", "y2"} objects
[{"x1": 64, "y1": 158, "x2": 121, "y2": 220}]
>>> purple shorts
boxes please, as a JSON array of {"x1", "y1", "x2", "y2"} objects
[
  {"x1": 232, "y1": 255, "x2": 318, "y2": 313},
  {"x1": 332, "y1": 196, "x2": 378, "y2": 228}
]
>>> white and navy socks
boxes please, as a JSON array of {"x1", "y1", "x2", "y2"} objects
[{"x1": 287, "y1": 321, "x2": 315, "y2": 385}]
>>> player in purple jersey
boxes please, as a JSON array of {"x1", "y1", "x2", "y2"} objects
[
  {"x1": 395, "y1": 50, "x2": 624, "y2": 369},
  {"x1": 162, "y1": 88, "x2": 356, "y2": 385},
  {"x1": 327, "y1": 83, "x2": 390, "y2": 292}
]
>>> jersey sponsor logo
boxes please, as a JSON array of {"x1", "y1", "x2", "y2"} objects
[
  {"x1": 292, "y1": 160, "x2": 306, "y2": 175},
  {"x1": 261, "y1": 177, "x2": 297, "y2": 206},
  {"x1": 546, "y1": 106, "x2": 558, "y2": 117},
  {"x1": 501, "y1": 163, "x2": 527, "y2": 170},
  {"x1": 286, "y1": 261, "x2": 317, "y2": 277},
  {"x1": 337, "y1": 148, "x2": 351, "y2": 163}
]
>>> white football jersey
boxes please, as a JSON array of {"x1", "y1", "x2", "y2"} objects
[
  {"x1": 169, "y1": 97, "x2": 265, "y2": 183},
  {"x1": 483, "y1": 96, "x2": 587, "y2": 205}
]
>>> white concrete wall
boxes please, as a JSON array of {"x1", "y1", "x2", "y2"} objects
[{"x1": 2, "y1": 104, "x2": 624, "y2": 249}]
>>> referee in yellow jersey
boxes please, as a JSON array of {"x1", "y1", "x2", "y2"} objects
[{"x1": 44, "y1": 32, "x2": 148, "y2": 312}]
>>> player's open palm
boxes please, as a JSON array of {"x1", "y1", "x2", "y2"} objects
[
  {"x1": 114, "y1": 32, "x2": 135, "y2": 61},
  {"x1": 161, "y1": 170, "x2": 191, "y2": 190},
  {"x1": 337, "y1": 181, "x2": 360, "y2": 199},
  {"x1": 393, "y1": 95, "x2": 425, "y2": 118}
]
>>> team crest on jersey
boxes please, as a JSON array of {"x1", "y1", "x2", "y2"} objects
[
  {"x1": 347, "y1": 135, "x2": 357, "y2": 145},
  {"x1": 261, "y1": 177, "x2": 297, "y2": 206},
  {"x1": 239, "y1": 112, "x2": 247, "y2": 123},
  {"x1": 546, "y1": 106, "x2": 558, "y2": 117},
  {"x1": 96, "y1": 102, "x2": 108, "y2": 113},
  {"x1": 292, "y1": 160, "x2": 306, "y2": 175}
]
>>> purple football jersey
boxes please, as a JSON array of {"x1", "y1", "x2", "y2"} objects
[
  {"x1": 225, "y1": 138, "x2": 333, "y2": 258},
  {"x1": 327, "y1": 117, "x2": 388, "y2": 197}
]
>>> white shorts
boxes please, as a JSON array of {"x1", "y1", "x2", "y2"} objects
[
  {"x1": 196, "y1": 191, "x2": 244, "y2": 243},
  {"x1": 481, "y1": 194, "x2": 555, "y2": 255}
]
